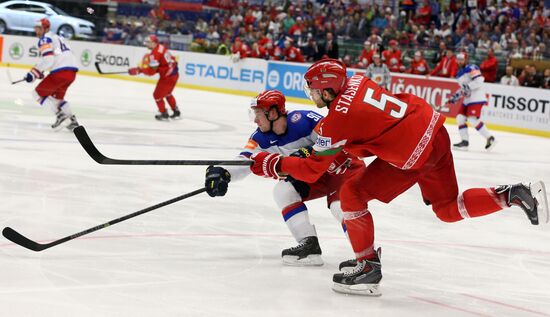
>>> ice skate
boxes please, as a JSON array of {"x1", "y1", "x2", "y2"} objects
[
  {"x1": 170, "y1": 107, "x2": 181, "y2": 120},
  {"x1": 155, "y1": 111, "x2": 169, "y2": 121},
  {"x1": 339, "y1": 248, "x2": 381, "y2": 272},
  {"x1": 332, "y1": 255, "x2": 382, "y2": 296},
  {"x1": 485, "y1": 136, "x2": 496, "y2": 151},
  {"x1": 51, "y1": 111, "x2": 70, "y2": 130},
  {"x1": 496, "y1": 181, "x2": 549, "y2": 225},
  {"x1": 453, "y1": 140, "x2": 469, "y2": 150},
  {"x1": 281, "y1": 236, "x2": 323, "y2": 266},
  {"x1": 65, "y1": 115, "x2": 79, "y2": 131}
]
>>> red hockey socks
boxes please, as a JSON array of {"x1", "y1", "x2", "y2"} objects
[
  {"x1": 343, "y1": 209, "x2": 376, "y2": 261},
  {"x1": 166, "y1": 94, "x2": 177, "y2": 110},
  {"x1": 155, "y1": 98, "x2": 166, "y2": 113},
  {"x1": 434, "y1": 188, "x2": 507, "y2": 222}
]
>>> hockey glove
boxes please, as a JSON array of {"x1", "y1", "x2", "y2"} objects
[
  {"x1": 250, "y1": 152, "x2": 283, "y2": 180},
  {"x1": 461, "y1": 84, "x2": 471, "y2": 97},
  {"x1": 24, "y1": 68, "x2": 43, "y2": 83},
  {"x1": 327, "y1": 155, "x2": 353, "y2": 175},
  {"x1": 128, "y1": 67, "x2": 141, "y2": 76},
  {"x1": 205, "y1": 166, "x2": 231, "y2": 197},
  {"x1": 285, "y1": 175, "x2": 310, "y2": 199},
  {"x1": 449, "y1": 91, "x2": 462, "y2": 104},
  {"x1": 290, "y1": 146, "x2": 314, "y2": 158}
]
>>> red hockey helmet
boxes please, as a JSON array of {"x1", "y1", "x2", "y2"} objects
[
  {"x1": 303, "y1": 58, "x2": 347, "y2": 96},
  {"x1": 35, "y1": 18, "x2": 50, "y2": 30},
  {"x1": 250, "y1": 90, "x2": 287, "y2": 115},
  {"x1": 144, "y1": 34, "x2": 159, "y2": 46}
]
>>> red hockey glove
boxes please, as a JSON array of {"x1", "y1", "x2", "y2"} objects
[
  {"x1": 128, "y1": 67, "x2": 141, "y2": 76},
  {"x1": 250, "y1": 152, "x2": 284, "y2": 180},
  {"x1": 327, "y1": 156, "x2": 353, "y2": 175}
]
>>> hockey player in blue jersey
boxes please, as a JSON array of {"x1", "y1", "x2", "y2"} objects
[
  {"x1": 204, "y1": 90, "x2": 365, "y2": 266},
  {"x1": 450, "y1": 53, "x2": 496, "y2": 150}
]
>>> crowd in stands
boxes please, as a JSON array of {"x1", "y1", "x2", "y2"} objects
[{"x1": 101, "y1": 0, "x2": 550, "y2": 89}]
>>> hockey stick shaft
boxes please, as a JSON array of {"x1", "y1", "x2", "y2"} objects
[
  {"x1": 2, "y1": 187, "x2": 207, "y2": 252},
  {"x1": 11, "y1": 78, "x2": 26, "y2": 85},
  {"x1": 74, "y1": 126, "x2": 252, "y2": 166},
  {"x1": 94, "y1": 62, "x2": 128, "y2": 75}
]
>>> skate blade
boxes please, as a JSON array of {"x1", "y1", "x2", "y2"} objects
[
  {"x1": 332, "y1": 282, "x2": 381, "y2": 296},
  {"x1": 51, "y1": 117, "x2": 71, "y2": 132},
  {"x1": 486, "y1": 139, "x2": 497, "y2": 151},
  {"x1": 452, "y1": 146, "x2": 469, "y2": 151},
  {"x1": 282, "y1": 254, "x2": 323, "y2": 266},
  {"x1": 531, "y1": 181, "x2": 549, "y2": 224}
]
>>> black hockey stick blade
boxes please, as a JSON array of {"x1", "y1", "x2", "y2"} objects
[
  {"x1": 94, "y1": 62, "x2": 128, "y2": 75},
  {"x1": 3, "y1": 187, "x2": 207, "y2": 252},
  {"x1": 3, "y1": 227, "x2": 49, "y2": 251},
  {"x1": 74, "y1": 126, "x2": 252, "y2": 166}
]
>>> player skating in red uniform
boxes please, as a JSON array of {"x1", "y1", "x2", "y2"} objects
[
  {"x1": 128, "y1": 35, "x2": 180, "y2": 121},
  {"x1": 25, "y1": 18, "x2": 79, "y2": 131},
  {"x1": 249, "y1": 59, "x2": 549, "y2": 296},
  {"x1": 205, "y1": 90, "x2": 365, "y2": 266}
]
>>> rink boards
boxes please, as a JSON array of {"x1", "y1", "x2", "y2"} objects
[{"x1": 0, "y1": 34, "x2": 548, "y2": 137}]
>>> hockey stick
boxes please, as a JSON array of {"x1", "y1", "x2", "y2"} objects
[
  {"x1": 74, "y1": 126, "x2": 252, "y2": 166},
  {"x1": 5, "y1": 63, "x2": 26, "y2": 84},
  {"x1": 2, "y1": 187, "x2": 207, "y2": 252},
  {"x1": 94, "y1": 62, "x2": 129, "y2": 75}
]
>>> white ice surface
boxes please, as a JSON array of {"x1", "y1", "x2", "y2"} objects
[{"x1": 1, "y1": 67, "x2": 550, "y2": 317}]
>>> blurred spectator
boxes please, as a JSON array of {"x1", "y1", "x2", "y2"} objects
[
  {"x1": 430, "y1": 50, "x2": 458, "y2": 78},
  {"x1": 432, "y1": 41, "x2": 447, "y2": 64},
  {"x1": 543, "y1": 69, "x2": 550, "y2": 89},
  {"x1": 500, "y1": 66, "x2": 520, "y2": 86},
  {"x1": 520, "y1": 65, "x2": 542, "y2": 88},
  {"x1": 480, "y1": 49, "x2": 498, "y2": 83},
  {"x1": 283, "y1": 39, "x2": 305, "y2": 63},
  {"x1": 364, "y1": 53, "x2": 391, "y2": 89},
  {"x1": 415, "y1": 0, "x2": 432, "y2": 27},
  {"x1": 407, "y1": 51, "x2": 430, "y2": 75},
  {"x1": 357, "y1": 40, "x2": 376, "y2": 68},
  {"x1": 301, "y1": 34, "x2": 319, "y2": 62},
  {"x1": 320, "y1": 32, "x2": 339, "y2": 59},
  {"x1": 231, "y1": 37, "x2": 250, "y2": 60},
  {"x1": 532, "y1": 43, "x2": 547, "y2": 61},
  {"x1": 382, "y1": 40, "x2": 404, "y2": 72}
]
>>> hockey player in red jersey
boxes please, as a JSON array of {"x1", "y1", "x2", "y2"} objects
[
  {"x1": 26, "y1": 18, "x2": 79, "y2": 131},
  {"x1": 205, "y1": 90, "x2": 365, "y2": 266},
  {"x1": 128, "y1": 35, "x2": 180, "y2": 121},
  {"x1": 249, "y1": 59, "x2": 549, "y2": 296}
]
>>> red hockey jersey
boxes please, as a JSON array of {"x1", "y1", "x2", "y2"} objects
[
  {"x1": 280, "y1": 75, "x2": 445, "y2": 183},
  {"x1": 140, "y1": 44, "x2": 178, "y2": 78}
]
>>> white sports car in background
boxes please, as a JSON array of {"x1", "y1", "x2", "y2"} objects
[{"x1": 0, "y1": 0, "x2": 95, "y2": 39}]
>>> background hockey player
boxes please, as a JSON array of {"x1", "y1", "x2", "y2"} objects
[
  {"x1": 249, "y1": 59, "x2": 548, "y2": 296},
  {"x1": 363, "y1": 53, "x2": 391, "y2": 89},
  {"x1": 25, "y1": 18, "x2": 79, "y2": 131},
  {"x1": 204, "y1": 90, "x2": 365, "y2": 266},
  {"x1": 128, "y1": 35, "x2": 180, "y2": 121},
  {"x1": 450, "y1": 53, "x2": 496, "y2": 150}
]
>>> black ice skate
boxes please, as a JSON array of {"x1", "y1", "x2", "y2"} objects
[
  {"x1": 453, "y1": 140, "x2": 469, "y2": 150},
  {"x1": 485, "y1": 136, "x2": 496, "y2": 151},
  {"x1": 51, "y1": 111, "x2": 70, "y2": 130},
  {"x1": 339, "y1": 248, "x2": 381, "y2": 272},
  {"x1": 332, "y1": 255, "x2": 382, "y2": 296},
  {"x1": 170, "y1": 107, "x2": 181, "y2": 119},
  {"x1": 496, "y1": 181, "x2": 549, "y2": 225},
  {"x1": 281, "y1": 236, "x2": 323, "y2": 266},
  {"x1": 155, "y1": 111, "x2": 169, "y2": 121},
  {"x1": 66, "y1": 115, "x2": 79, "y2": 131}
]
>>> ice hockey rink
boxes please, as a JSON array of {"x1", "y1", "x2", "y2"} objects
[{"x1": 1, "y1": 67, "x2": 549, "y2": 317}]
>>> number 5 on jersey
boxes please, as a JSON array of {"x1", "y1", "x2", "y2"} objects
[{"x1": 363, "y1": 88, "x2": 407, "y2": 119}]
